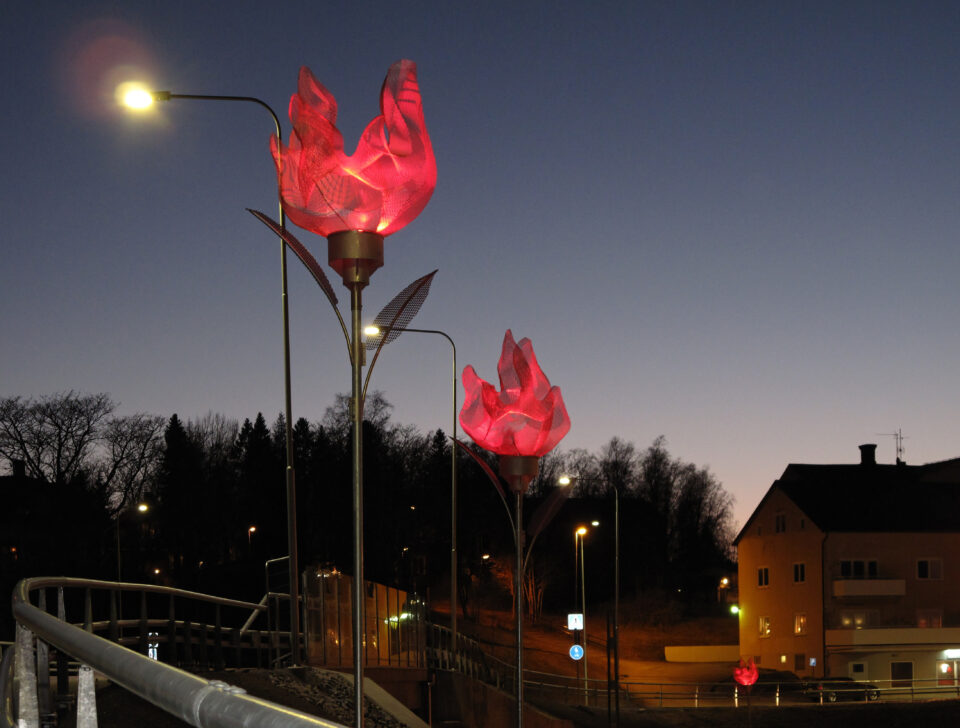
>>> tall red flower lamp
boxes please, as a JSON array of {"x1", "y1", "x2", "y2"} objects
[
  {"x1": 459, "y1": 330, "x2": 571, "y2": 728},
  {"x1": 252, "y1": 60, "x2": 436, "y2": 728}
]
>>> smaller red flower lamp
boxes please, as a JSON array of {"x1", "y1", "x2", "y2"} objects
[
  {"x1": 460, "y1": 329, "x2": 570, "y2": 491},
  {"x1": 734, "y1": 657, "x2": 759, "y2": 687}
]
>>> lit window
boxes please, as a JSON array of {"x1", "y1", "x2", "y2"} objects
[
  {"x1": 917, "y1": 559, "x2": 943, "y2": 580},
  {"x1": 794, "y1": 614, "x2": 807, "y2": 635},
  {"x1": 779, "y1": 654, "x2": 787, "y2": 664},
  {"x1": 840, "y1": 611, "x2": 869, "y2": 629},
  {"x1": 758, "y1": 567, "x2": 769, "y2": 588},
  {"x1": 918, "y1": 609, "x2": 943, "y2": 628},
  {"x1": 793, "y1": 563, "x2": 806, "y2": 583},
  {"x1": 759, "y1": 616, "x2": 771, "y2": 637}
]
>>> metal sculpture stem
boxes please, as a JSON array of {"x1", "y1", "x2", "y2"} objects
[
  {"x1": 350, "y1": 282, "x2": 365, "y2": 728},
  {"x1": 515, "y1": 491, "x2": 524, "y2": 728},
  {"x1": 613, "y1": 485, "x2": 620, "y2": 726}
]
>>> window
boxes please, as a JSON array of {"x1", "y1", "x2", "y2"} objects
[
  {"x1": 917, "y1": 609, "x2": 943, "y2": 628},
  {"x1": 758, "y1": 567, "x2": 769, "y2": 588},
  {"x1": 799, "y1": 518, "x2": 805, "y2": 530},
  {"x1": 938, "y1": 660, "x2": 958, "y2": 687},
  {"x1": 775, "y1": 513, "x2": 786, "y2": 533},
  {"x1": 840, "y1": 611, "x2": 870, "y2": 629},
  {"x1": 758, "y1": 616, "x2": 771, "y2": 637},
  {"x1": 794, "y1": 613, "x2": 807, "y2": 635},
  {"x1": 891, "y1": 661, "x2": 913, "y2": 688},
  {"x1": 793, "y1": 563, "x2": 806, "y2": 583},
  {"x1": 794, "y1": 654, "x2": 806, "y2": 672},
  {"x1": 779, "y1": 654, "x2": 787, "y2": 664},
  {"x1": 851, "y1": 662, "x2": 866, "y2": 677},
  {"x1": 839, "y1": 559, "x2": 877, "y2": 579},
  {"x1": 917, "y1": 558, "x2": 943, "y2": 580}
]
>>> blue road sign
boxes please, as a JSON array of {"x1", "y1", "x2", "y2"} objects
[{"x1": 569, "y1": 644, "x2": 584, "y2": 661}]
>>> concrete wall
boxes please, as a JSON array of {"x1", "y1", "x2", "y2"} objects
[{"x1": 434, "y1": 672, "x2": 574, "y2": 728}]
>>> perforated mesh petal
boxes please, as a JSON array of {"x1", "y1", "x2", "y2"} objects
[
  {"x1": 364, "y1": 271, "x2": 437, "y2": 350},
  {"x1": 272, "y1": 60, "x2": 436, "y2": 238},
  {"x1": 460, "y1": 330, "x2": 571, "y2": 457}
]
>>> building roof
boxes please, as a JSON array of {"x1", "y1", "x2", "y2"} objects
[{"x1": 735, "y1": 454, "x2": 960, "y2": 542}]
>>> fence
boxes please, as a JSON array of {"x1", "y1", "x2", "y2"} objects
[
  {"x1": 303, "y1": 569, "x2": 425, "y2": 669},
  {"x1": 3, "y1": 576, "x2": 346, "y2": 728}
]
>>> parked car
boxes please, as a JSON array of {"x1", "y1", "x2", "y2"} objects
[{"x1": 802, "y1": 676, "x2": 880, "y2": 702}]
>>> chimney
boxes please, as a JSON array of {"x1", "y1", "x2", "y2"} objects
[{"x1": 859, "y1": 444, "x2": 877, "y2": 466}]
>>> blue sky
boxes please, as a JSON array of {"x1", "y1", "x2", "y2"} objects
[{"x1": 2, "y1": 1, "x2": 959, "y2": 528}]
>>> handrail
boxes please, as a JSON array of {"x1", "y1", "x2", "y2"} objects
[
  {"x1": 0, "y1": 643, "x2": 14, "y2": 728},
  {"x1": 19, "y1": 576, "x2": 266, "y2": 612},
  {"x1": 9, "y1": 577, "x2": 344, "y2": 728}
]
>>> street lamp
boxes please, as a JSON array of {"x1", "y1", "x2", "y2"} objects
[
  {"x1": 561, "y1": 474, "x2": 620, "y2": 726},
  {"x1": 121, "y1": 85, "x2": 302, "y2": 664},
  {"x1": 363, "y1": 323, "x2": 459, "y2": 649},
  {"x1": 248, "y1": 525, "x2": 257, "y2": 549},
  {"x1": 574, "y1": 525, "x2": 589, "y2": 701},
  {"x1": 116, "y1": 502, "x2": 149, "y2": 583}
]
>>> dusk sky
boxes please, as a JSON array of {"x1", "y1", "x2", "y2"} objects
[{"x1": 2, "y1": 1, "x2": 959, "y2": 529}]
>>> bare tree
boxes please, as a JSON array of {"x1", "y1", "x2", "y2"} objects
[
  {"x1": 598, "y1": 437, "x2": 639, "y2": 497},
  {"x1": 95, "y1": 413, "x2": 166, "y2": 515},
  {"x1": 0, "y1": 392, "x2": 164, "y2": 514},
  {"x1": 0, "y1": 392, "x2": 114, "y2": 483}
]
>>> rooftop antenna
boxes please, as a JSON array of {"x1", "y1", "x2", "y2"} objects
[{"x1": 877, "y1": 429, "x2": 907, "y2": 464}]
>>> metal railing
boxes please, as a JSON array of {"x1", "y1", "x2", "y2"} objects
[{"x1": 4, "y1": 576, "x2": 348, "y2": 728}]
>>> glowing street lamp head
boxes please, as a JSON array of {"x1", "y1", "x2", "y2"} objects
[
  {"x1": 118, "y1": 82, "x2": 155, "y2": 110},
  {"x1": 558, "y1": 475, "x2": 572, "y2": 486},
  {"x1": 364, "y1": 325, "x2": 381, "y2": 337},
  {"x1": 576, "y1": 526, "x2": 588, "y2": 537},
  {"x1": 137, "y1": 503, "x2": 149, "y2": 513}
]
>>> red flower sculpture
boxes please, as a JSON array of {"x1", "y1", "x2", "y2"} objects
[
  {"x1": 272, "y1": 59, "x2": 436, "y2": 237},
  {"x1": 460, "y1": 330, "x2": 570, "y2": 457},
  {"x1": 734, "y1": 658, "x2": 759, "y2": 687}
]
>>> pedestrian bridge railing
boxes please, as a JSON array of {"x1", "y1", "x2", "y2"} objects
[{"x1": 2, "y1": 576, "x2": 347, "y2": 728}]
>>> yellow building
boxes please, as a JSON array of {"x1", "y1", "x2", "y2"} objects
[{"x1": 735, "y1": 444, "x2": 960, "y2": 688}]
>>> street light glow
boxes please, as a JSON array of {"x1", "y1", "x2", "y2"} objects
[
  {"x1": 137, "y1": 503, "x2": 149, "y2": 512},
  {"x1": 119, "y1": 83, "x2": 155, "y2": 109},
  {"x1": 558, "y1": 475, "x2": 572, "y2": 486},
  {"x1": 576, "y1": 526, "x2": 588, "y2": 536},
  {"x1": 364, "y1": 325, "x2": 381, "y2": 337}
]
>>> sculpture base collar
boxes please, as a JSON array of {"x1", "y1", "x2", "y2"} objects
[
  {"x1": 327, "y1": 231, "x2": 384, "y2": 286},
  {"x1": 499, "y1": 455, "x2": 540, "y2": 494}
]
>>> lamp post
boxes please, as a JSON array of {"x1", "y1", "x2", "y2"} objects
[
  {"x1": 121, "y1": 87, "x2": 302, "y2": 664},
  {"x1": 575, "y1": 525, "x2": 589, "y2": 701},
  {"x1": 363, "y1": 324, "x2": 459, "y2": 649},
  {"x1": 116, "y1": 502, "x2": 149, "y2": 583},
  {"x1": 561, "y1": 475, "x2": 620, "y2": 725}
]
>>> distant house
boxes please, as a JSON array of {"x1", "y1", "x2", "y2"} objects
[{"x1": 735, "y1": 444, "x2": 960, "y2": 688}]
